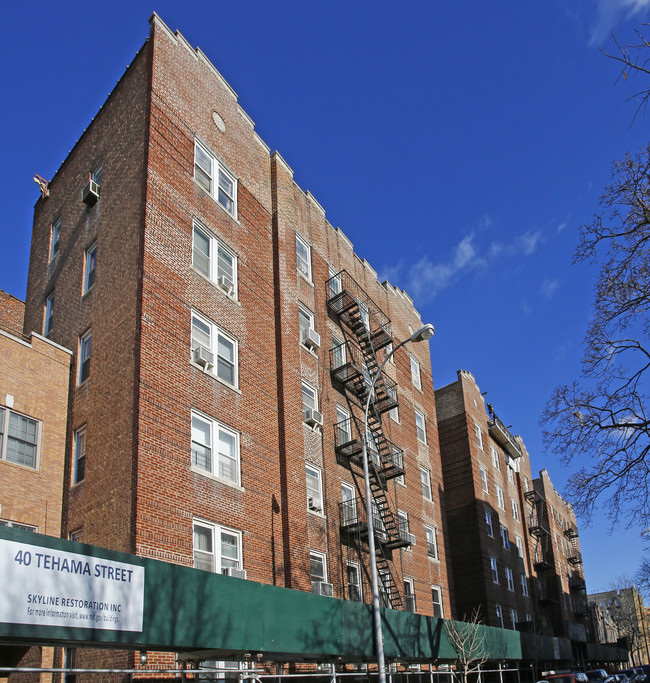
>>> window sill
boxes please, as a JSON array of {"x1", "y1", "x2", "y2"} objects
[
  {"x1": 190, "y1": 266, "x2": 241, "y2": 305},
  {"x1": 193, "y1": 178, "x2": 239, "y2": 224},
  {"x1": 300, "y1": 343, "x2": 319, "y2": 357},
  {"x1": 297, "y1": 270, "x2": 314, "y2": 287},
  {"x1": 190, "y1": 466, "x2": 244, "y2": 492},
  {"x1": 307, "y1": 509, "x2": 326, "y2": 520},
  {"x1": 190, "y1": 361, "x2": 242, "y2": 394},
  {"x1": 303, "y1": 422, "x2": 322, "y2": 432}
]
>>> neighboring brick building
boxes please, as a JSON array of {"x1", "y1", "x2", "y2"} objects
[
  {"x1": 435, "y1": 370, "x2": 594, "y2": 669},
  {"x1": 21, "y1": 13, "x2": 450, "y2": 672}
]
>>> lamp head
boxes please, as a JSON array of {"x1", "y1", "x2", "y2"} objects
[{"x1": 409, "y1": 323, "x2": 435, "y2": 343}]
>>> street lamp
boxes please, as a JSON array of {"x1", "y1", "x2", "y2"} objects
[{"x1": 361, "y1": 323, "x2": 435, "y2": 683}]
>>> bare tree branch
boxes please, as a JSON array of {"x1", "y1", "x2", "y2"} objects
[{"x1": 443, "y1": 608, "x2": 489, "y2": 683}]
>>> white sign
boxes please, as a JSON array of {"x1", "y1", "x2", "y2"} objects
[{"x1": 0, "y1": 539, "x2": 145, "y2": 632}]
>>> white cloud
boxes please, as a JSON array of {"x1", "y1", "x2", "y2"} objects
[
  {"x1": 521, "y1": 299, "x2": 531, "y2": 315},
  {"x1": 589, "y1": 0, "x2": 650, "y2": 45},
  {"x1": 518, "y1": 229, "x2": 543, "y2": 256},
  {"x1": 542, "y1": 277, "x2": 560, "y2": 298}
]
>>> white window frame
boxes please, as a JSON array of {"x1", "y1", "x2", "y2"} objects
[
  {"x1": 92, "y1": 165, "x2": 102, "y2": 188},
  {"x1": 295, "y1": 234, "x2": 312, "y2": 281},
  {"x1": 347, "y1": 561, "x2": 362, "y2": 602},
  {"x1": 496, "y1": 484, "x2": 505, "y2": 510},
  {"x1": 521, "y1": 574, "x2": 529, "y2": 597},
  {"x1": 78, "y1": 329, "x2": 91, "y2": 385},
  {"x1": 44, "y1": 291, "x2": 54, "y2": 336},
  {"x1": 302, "y1": 380, "x2": 319, "y2": 415},
  {"x1": 49, "y1": 219, "x2": 60, "y2": 262},
  {"x1": 192, "y1": 220, "x2": 238, "y2": 298},
  {"x1": 310, "y1": 550, "x2": 328, "y2": 591},
  {"x1": 480, "y1": 466, "x2": 489, "y2": 493},
  {"x1": 0, "y1": 406, "x2": 41, "y2": 470},
  {"x1": 500, "y1": 525, "x2": 510, "y2": 549},
  {"x1": 336, "y1": 405, "x2": 352, "y2": 445},
  {"x1": 404, "y1": 577, "x2": 416, "y2": 611},
  {"x1": 385, "y1": 341, "x2": 395, "y2": 364},
  {"x1": 515, "y1": 535, "x2": 524, "y2": 557},
  {"x1": 387, "y1": 384, "x2": 399, "y2": 423},
  {"x1": 328, "y1": 266, "x2": 341, "y2": 299},
  {"x1": 475, "y1": 422, "x2": 483, "y2": 450},
  {"x1": 510, "y1": 608, "x2": 518, "y2": 629},
  {"x1": 73, "y1": 426, "x2": 86, "y2": 485},
  {"x1": 194, "y1": 140, "x2": 237, "y2": 217},
  {"x1": 191, "y1": 411, "x2": 241, "y2": 486},
  {"x1": 193, "y1": 519, "x2": 242, "y2": 573},
  {"x1": 506, "y1": 567, "x2": 515, "y2": 591},
  {"x1": 511, "y1": 497, "x2": 520, "y2": 521},
  {"x1": 431, "y1": 585, "x2": 443, "y2": 618},
  {"x1": 0, "y1": 519, "x2": 37, "y2": 532},
  {"x1": 191, "y1": 310, "x2": 239, "y2": 389},
  {"x1": 410, "y1": 356, "x2": 422, "y2": 390},
  {"x1": 298, "y1": 304, "x2": 317, "y2": 350},
  {"x1": 415, "y1": 408, "x2": 427, "y2": 443},
  {"x1": 485, "y1": 510, "x2": 494, "y2": 537},
  {"x1": 425, "y1": 526, "x2": 438, "y2": 559},
  {"x1": 496, "y1": 603, "x2": 504, "y2": 628},
  {"x1": 507, "y1": 465, "x2": 515, "y2": 484},
  {"x1": 490, "y1": 556, "x2": 499, "y2": 584},
  {"x1": 420, "y1": 467, "x2": 433, "y2": 501},
  {"x1": 397, "y1": 509, "x2": 411, "y2": 546},
  {"x1": 306, "y1": 464, "x2": 324, "y2": 514},
  {"x1": 491, "y1": 445, "x2": 501, "y2": 470},
  {"x1": 84, "y1": 243, "x2": 97, "y2": 293}
]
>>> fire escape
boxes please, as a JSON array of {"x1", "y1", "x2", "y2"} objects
[
  {"x1": 525, "y1": 488, "x2": 559, "y2": 606},
  {"x1": 565, "y1": 527, "x2": 588, "y2": 617},
  {"x1": 328, "y1": 270, "x2": 409, "y2": 609}
]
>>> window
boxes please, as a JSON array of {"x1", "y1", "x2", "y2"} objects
[
  {"x1": 425, "y1": 526, "x2": 438, "y2": 559},
  {"x1": 192, "y1": 221, "x2": 238, "y2": 296},
  {"x1": 194, "y1": 140, "x2": 237, "y2": 216},
  {"x1": 44, "y1": 292, "x2": 54, "y2": 336},
  {"x1": 0, "y1": 519, "x2": 37, "y2": 532},
  {"x1": 73, "y1": 427, "x2": 86, "y2": 484},
  {"x1": 490, "y1": 445, "x2": 500, "y2": 470},
  {"x1": 480, "y1": 466, "x2": 489, "y2": 493},
  {"x1": 306, "y1": 464, "x2": 323, "y2": 513},
  {"x1": 78, "y1": 330, "x2": 91, "y2": 385},
  {"x1": 310, "y1": 550, "x2": 328, "y2": 591},
  {"x1": 511, "y1": 498, "x2": 520, "y2": 521},
  {"x1": 490, "y1": 557, "x2": 499, "y2": 584},
  {"x1": 496, "y1": 485, "x2": 505, "y2": 510},
  {"x1": 0, "y1": 407, "x2": 40, "y2": 470},
  {"x1": 331, "y1": 334, "x2": 346, "y2": 369},
  {"x1": 521, "y1": 574, "x2": 529, "y2": 597},
  {"x1": 69, "y1": 529, "x2": 82, "y2": 542},
  {"x1": 507, "y1": 465, "x2": 515, "y2": 484},
  {"x1": 485, "y1": 511, "x2": 494, "y2": 537},
  {"x1": 341, "y1": 482, "x2": 356, "y2": 525},
  {"x1": 336, "y1": 405, "x2": 352, "y2": 446},
  {"x1": 410, "y1": 356, "x2": 422, "y2": 390},
  {"x1": 302, "y1": 381, "x2": 319, "y2": 416},
  {"x1": 191, "y1": 411, "x2": 241, "y2": 485},
  {"x1": 92, "y1": 165, "x2": 102, "y2": 188},
  {"x1": 515, "y1": 535, "x2": 524, "y2": 557},
  {"x1": 404, "y1": 578, "x2": 416, "y2": 612},
  {"x1": 506, "y1": 567, "x2": 514, "y2": 591},
  {"x1": 347, "y1": 562, "x2": 362, "y2": 601},
  {"x1": 298, "y1": 304, "x2": 318, "y2": 350},
  {"x1": 415, "y1": 408, "x2": 427, "y2": 443},
  {"x1": 328, "y1": 267, "x2": 341, "y2": 298},
  {"x1": 397, "y1": 510, "x2": 412, "y2": 544},
  {"x1": 84, "y1": 244, "x2": 97, "y2": 293},
  {"x1": 510, "y1": 608, "x2": 518, "y2": 629},
  {"x1": 475, "y1": 422, "x2": 483, "y2": 450},
  {"x1": 295, "y1": 234, "x2": 311, "y2": 280},
  {"x1": 49, "y1": 219, "x2": 60, "y2": 262},
  {"x1": 495, "y1": 603, "x2": 504, "y2": 628},
  {"x1": 191, "y1": 311, "x2": 238, "y2": 388},
  {"x1": 193, "y1": 520, "x2": 242, "y2": 573},
  {"x1": 385, "y1": 341, "x2": 395, "y2": 364},
  {"x1": 500, "y1": 525, "x2": 510, "y2": 549},
  {"x1": 420, "y1": 467, "x2": 432, "y2": 501},
  {"x1": 431, "y1": 586, "x2": 443, "y2": 618}
]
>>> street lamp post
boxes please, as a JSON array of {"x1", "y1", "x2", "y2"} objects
[{"x1": 361, "y1": 323, "x2": 435, "y2": 683}]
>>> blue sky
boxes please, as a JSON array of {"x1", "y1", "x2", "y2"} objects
[{"x1": 2, "y1": 1, "x2": 650, "y2": 593}]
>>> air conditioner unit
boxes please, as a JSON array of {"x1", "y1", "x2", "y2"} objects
[
  {"x1": 303, "y1": 409, "x2": 323, "y2": 428},
  {"x1": 217, "y1": 275, "x2": 234, "y2": 296},
  {"x1": 300, "y1": 327, "x2": 321, "y2": 351},
  {"x1": 313, "y1": 581, "x2": 334, "y2": 597},
  {"x1": 82, "y1": 179, "x2": 100, "y2": 207},
  {"x1": 308, "y1": 496, "x2": 322, "y2": 513},
  {"x1": 222, "y1": 567, "x2": 247, "y2": 580},
  {"x1": 193, "y1": 345, "x2": 214, "y2": 370}
]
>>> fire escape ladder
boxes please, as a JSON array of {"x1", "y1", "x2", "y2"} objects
[
  {"x1": 564, "y1": 527, "x2": 582, "y2": 565},
  {"x1": 375, "y1": 546, "x2": 404, "y2": 610}
]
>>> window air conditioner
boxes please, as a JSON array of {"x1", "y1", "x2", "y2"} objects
[
  {"x1": 193, "y1": 345, "x2": 214, "y2": 370},
  {"x1": 82, "y1": 179, "x2": 100, "y2": 207},
  {"x1": 217, "y1": 275, "x2": 234, "y2": 296},
  {"x1": 222, "y1": 567, "x2": 247, "y2": 580},
  {"x1": 313, "y1": 581, "x2": 334, "y2": 597},
  {"x1": 308, "y1": 496, "x2": 322, "y2": 513},
  {"x1": 303, "y1": 409, "x2": 323, "y2": 428},
  {"x1": 300, "y1": 327, "x2": 321, "y2": 351}
]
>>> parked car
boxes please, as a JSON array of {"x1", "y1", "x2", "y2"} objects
[
  {"x1": 545, "y1": 673, "x2": 589, "y2": 683},
  {"x1": 586, "y1": 670, "x2": 610, "y2": 683}
]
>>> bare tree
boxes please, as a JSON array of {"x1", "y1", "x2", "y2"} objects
[
  {"x1": 600, "y1": 583, "x2": 650, "y2": 666},
  {"x1": 541, "y1": 142, "x2": 650, "y2": 529},
  {"x1": 602, "y1": 25, "x2": 650, "y2": 122},
  {"x1": 443, "y1": 608, "x2": 489, "y2": 683}
]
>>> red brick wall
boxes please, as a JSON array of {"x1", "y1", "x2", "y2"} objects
[{"x1": 0, "y1": 290, "x2": 25, "y2": 337}]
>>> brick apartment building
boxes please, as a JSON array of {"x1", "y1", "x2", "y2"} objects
[
  {"x1": 20, "y1": 13, "x2": 450, "y2": 672},
  {"x1": 435, "y1": 370, "x2": 595, "y2": 668}
]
